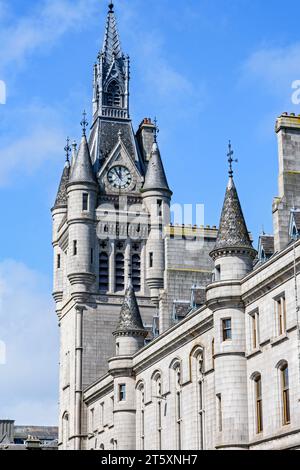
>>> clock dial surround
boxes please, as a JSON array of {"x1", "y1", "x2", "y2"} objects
[{"x1": 107, "y1": 166, "x2": 132, "y2": 190}]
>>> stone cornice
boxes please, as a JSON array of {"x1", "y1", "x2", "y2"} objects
[{"x1": 242, "y1": 252, "x2": 300, "y2": 306}]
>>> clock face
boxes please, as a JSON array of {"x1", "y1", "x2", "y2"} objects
[{"x1": 107, "y1": 166, "x2": 132, "y2": 189}]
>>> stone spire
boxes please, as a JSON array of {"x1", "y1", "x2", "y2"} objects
[
  {"x1": 142, "y1": 140, "x2": 171, "y2": 193},
  {"x1": 102, "y1": 2, "x2": 122, "y2": 65},
  {"x1": 69, "y1": 115, "x2": 96, "y2": 184},
  {"x1": 210, "y1": 176, "x2": 256, "y2": 259},
  {"x1": 113, "y1": 279, "x2": 147, "y2": 336}
]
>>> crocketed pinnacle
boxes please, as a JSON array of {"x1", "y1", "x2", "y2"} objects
[{"x1": 102, "y1": 3, "x2": 122, "y2": 64}]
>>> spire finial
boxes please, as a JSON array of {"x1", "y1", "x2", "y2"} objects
[
  {"x1": 154, "y1": 116, "x2": 159, "y2": 143},
  {"x1": 80, "y1": 110, "x2": 88, "y2": 137},
  {"x1": 227, "y1": 140, "x2": 238, "y2": 178},
  {"x1": 64, "y1": 137, "x2": 71, "y2": 163},
  {"x1": 109, "y1": 2, "x2": 114, "y2": 12}
]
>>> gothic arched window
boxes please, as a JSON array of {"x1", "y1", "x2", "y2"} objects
[
  {"x1": 115, "y1": 253, "x2": 124, "y2": 291},
  {"x1": 106, "y1": 81, "x2": 122, "y2": 108},
  {"x1": 132, "y1": 254, "x2": 141, "y2": 292},
  {"x1": 99, "y1": 252, "x2": 109, "y2": 292}
]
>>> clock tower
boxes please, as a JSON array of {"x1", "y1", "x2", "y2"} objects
[{"x1": 52, "y1": 3, "x2": 171, "y2": 449}]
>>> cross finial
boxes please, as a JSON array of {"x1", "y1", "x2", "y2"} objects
[
  {"x1": 154, "y1": 117, "x2": 159, "y2": 143},
  {"x1": 64, "y1": 137, "x2": 71, "y2": 163},
  {"x1": 80, "y1": 110, "x2": 88, "y2": 136},
  {"x1": 109, "y1": 2, "x2": 114, "y2": 12},
  {"x1": 227, "y1": 140, "x2": 238, "y2": 178},
  {"x1": 118, "y1": 129, "x2": 123, "y2": 140}
]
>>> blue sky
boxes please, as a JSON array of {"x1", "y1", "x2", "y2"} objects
[{"x1": 1, "y1": 0, "x2": 300, "y2": 425}]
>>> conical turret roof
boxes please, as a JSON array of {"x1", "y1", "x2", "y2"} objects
[
  {"x1": 142, "y1": 141, "x2": 171, "y2": 193},
  {"x1": 69, "y1": 135, "x2": 96, "y2": 184},
  {"x1": 211, "y1": 176, "x2": 256, "y2": 257},
  {"x1": 53, "y1": 161, "x2": 70, "y2": 209},
  {"x1": 113, "y1": 279, "x2": 147, "y2": 336}
]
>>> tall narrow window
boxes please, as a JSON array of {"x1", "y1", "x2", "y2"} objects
[
  {"x1": 215, "y1": 265, "x2": 221, "y2": 282},
  {"x1": 250, "y1": 310, "x2": 259, "y2": 350},
  {"x1": 110, "y1": 396, "x2": 114, "y2": 426},
  {"x1": 149, "y1": 252, "x2": 153, "y2": 268},
  {"x1": 176, "y1": 391, "x2": 182, "y2": 450},
  {"x1": 82, "y1": 193, "x2": 89, "y2": 211},
  {"x1": 89, "y1": 408, "x2": 95, "y2": 432},
  {"x1": 73, "y1": 240, "x2": 77, "y2": 256},
  {"x1": 115, "y1": 253, "x2": 124, "y2": 291},
  {"x1": 99, "y1": 252, "x2": 109, "y2": 292},
  {"x1": 57, "y1": 254, "x2": 61, "y2": 269},
  {"x1": 173, "y1": 364, "x2": 182, "y2": 450},
  {"x1": 280, "y1": 363, "x2": 290, "y2": 425},
  {"x1": 132, "y1": 254, "x2": 141, "y2": 292},
  {"x1": 276, "y1": 296, "x2": 286, "y2": 336},
  {"x1": 157, "y1": 199, "x2": 163, "y2": 217},
  {"x1": 100, "y1": 403, "x2": 104, "y2": 428},
  {"x1": 255, "y1": 374, "x2": 263, "y2": 433},
  {"x1": 222, "y1": 318, "x2": 232, "y2": 341},
  {"x1": 140, "y1": 387, "x2": 145, "y2": 450},
  {"x1": 119, "y1": 384, "x2": 126, "y2": 402},
  {"x1": 156, "y1": 376, "x2": 163, "y2": 450},
  {"x1": 217, "y1": 394, "x2": 222, "y2": 432},
  {"x1": 212, "y1": 339, "x2": 215, "y2": 369}
]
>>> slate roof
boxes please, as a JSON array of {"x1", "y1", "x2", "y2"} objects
[
  {"x1": 53, "y1": 162, "x2": 70, "y2": 208},
  {"x1": 212, "y1": 177, "x2": 255, "y2": 255},
  {"x1": 259, "y1": 235, "x2": 274, "y2": 256},
  {"x1": 69, "y1": 135, "x2": 96, "y2": 184},
  {"x1": 173, "y1": 301, "x2": 191, "y2": 319},
  {"x1": 142, "y1": 142, "x2": 170, "y2": 192},
  {"x1": 114, "y1": 280, "x2": 147, "y2": 335}
]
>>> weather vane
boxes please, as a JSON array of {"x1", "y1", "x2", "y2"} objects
[
  {"x1": 154, "y1": 117, "x2": 160, "y2": 143},
  {"x1": 109, "y1": 2, "x2": 114, "y2": 12},
  {"x1": 80, "y1": 110, "x2": 88, "y2": 136},
  {"x1": 64, "y1": 137, "x2": 71, "y2": 163},
  {"x1": 227, "y1": 140, "x2": 238, "y2": 178}
]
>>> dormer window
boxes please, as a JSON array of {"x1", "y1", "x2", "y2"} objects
[{"x1": 289, "y1": 209, "x2": 300, "y2": 240}]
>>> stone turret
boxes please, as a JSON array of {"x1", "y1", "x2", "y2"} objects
[
  {"x1": 113, "y1": 276, "x2": 147, "y2": 355},
  {"x1": 207, "y1": 150, "x2": 256, "y2": 449},
  {"x1": 108, "y1": 277, "x2": 147, "y2": 450},
  {"x1": 142, "y1": 137, "x2": 172, "y2": 304},
  {"x1": 210, "y1": 175, "x2": 256, "y2": 281},
  {"x1": 52, "y1": 143, "x2": 71, "y2": 305},
  {"x1": 66, "y1": 121, "x2": 98, "y2": 301}
]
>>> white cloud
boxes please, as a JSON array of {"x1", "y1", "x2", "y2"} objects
[
  {"x1": 0, "y1": 103, "x2": 67, "y2": 186},
  {"x1": 0, "y1": 0, "x2": 99, "y2": 71},
  {"x1": 241, "y1": 43, "x2": 300, "y2": 96},
  {"x1": 0, "y1": 260, "x2": 58, "y2": 425}
]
